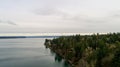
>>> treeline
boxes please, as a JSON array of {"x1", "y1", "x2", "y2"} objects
[{"x1": 45, "y1": 33, "x2": 120, "y2": 67}]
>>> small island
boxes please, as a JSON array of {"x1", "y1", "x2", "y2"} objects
[{"x1": 45, "y1": 33, "x2": 120, "y2": 67}]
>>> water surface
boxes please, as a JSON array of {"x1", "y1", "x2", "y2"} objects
[{"x1": 0, "y1": 38, "x2": 70, "y2": 67}]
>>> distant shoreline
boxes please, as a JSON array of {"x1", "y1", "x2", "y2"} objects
[{"x1": 0, "y1": 36, "x2": 60, "y2": 39}]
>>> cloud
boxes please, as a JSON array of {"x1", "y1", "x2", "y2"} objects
[
  {"x1": 33, "y1": 7, "x2": 120, "y2": 31},
  {"x1": 33, "y1": 7, "x2": 67, "y2": 16},
  {"x1": 0, "y1": 20, "x2": 17, "y2": 25},
  {"x1": 107, "y1": 11, "x2": 120, "y2": 18},
  {"x1": 62, "y1": 10, "x2": 120, "y2": 24},
  {"x1": 33, "y1": 8, "x2": 108, "y2": 24}
]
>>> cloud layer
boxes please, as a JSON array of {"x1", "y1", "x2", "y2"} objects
[
  {"x1": 0, "y1": 20, "x2": 16, "y2": 25},
  {"x1": 0, "y1": 0, "x2": 120, "y2": 33}
]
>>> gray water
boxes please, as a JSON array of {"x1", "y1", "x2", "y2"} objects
[{"x1": 0, "y1": 38, "x2": 71, "y2": 67}]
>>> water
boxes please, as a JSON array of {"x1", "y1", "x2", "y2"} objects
[{"x1": 0, "y1": 38, "x2": 71, "y2": 67}]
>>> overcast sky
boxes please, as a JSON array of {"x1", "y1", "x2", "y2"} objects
[{"x1": 0, "y1": 0, "x2": 120, "y2": 33}]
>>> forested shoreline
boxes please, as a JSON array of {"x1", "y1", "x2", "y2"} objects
[{"x1": 45, "y1": 33, "x2": 120, "y2": 67}]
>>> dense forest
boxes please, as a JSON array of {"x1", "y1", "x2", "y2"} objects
[{"x1": 44, "y1": 33, "x2": 120, "y2": 67}]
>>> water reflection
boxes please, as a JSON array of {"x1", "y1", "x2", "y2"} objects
[
  {"x1": 49, "y1": 49, "x2": 71, "y2": 67},
  {"x1": 63, "y1": 61, "x2": 71, "y2": 67},
  {"x1": 50, "y1": 49, "x2": 55, "y2": 56},
  {"x1": 55, "y1": 54, "x2": 62, "y2": 63}
]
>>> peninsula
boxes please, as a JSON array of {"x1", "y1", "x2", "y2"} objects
[{"x1": 45, "y1": 33, "x2": 120, "y2": 67}]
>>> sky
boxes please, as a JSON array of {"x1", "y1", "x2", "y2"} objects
[{"x1": 0, "y1": 0, "x2": 120, "y2": 33}]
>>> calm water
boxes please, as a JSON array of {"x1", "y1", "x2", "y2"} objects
[{"x1": 0, "y1": 38, "x2": 71, "y2": 67}]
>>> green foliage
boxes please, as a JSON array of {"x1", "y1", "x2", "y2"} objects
[
  {"x1": 111, "y1": 49, "x2": 120, "y2": 67},
  {"x1": 45, "y1": 33, "x2": 120, "y2": 67},
  {"x1": 111, "y1": 42, "x2": 120, "y2": 67}
]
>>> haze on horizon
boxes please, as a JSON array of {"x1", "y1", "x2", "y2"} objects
[{"x1": 0, "y1": 0, "x2": 120, "y2": 33}]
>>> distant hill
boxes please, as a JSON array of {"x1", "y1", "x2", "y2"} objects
[
  {"x1": 0, "y1": 36, "x2": 59, "y2": 39},
  {"x1": 0, "y1": 36, "x2": 26, "y2": 39}
]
